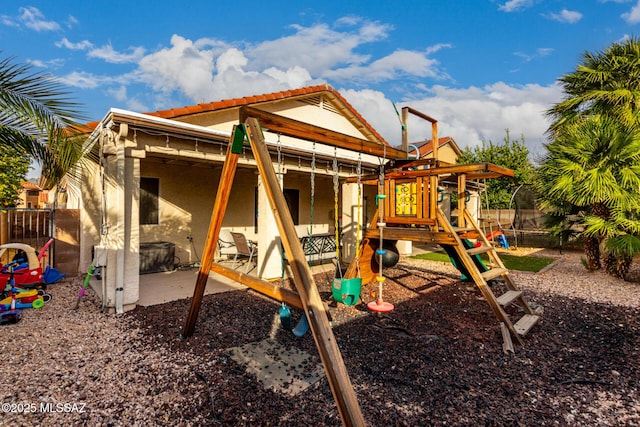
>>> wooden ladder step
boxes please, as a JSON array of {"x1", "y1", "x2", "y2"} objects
[
  {"x1": 467, "y1": 245, "x2": 492, "y2": 256},
  {"x1": 452, "y1": 227, "x2": 475, "y2": 233},
  {"x1": 481, "y1": 267, "x2": 508, "y2": 281},
  {"x1": 496, "y1": 290, "x2": 523, "y2": 306},
  {"x1": 513, "y1": 314, "x2": 540, "y2": 336}
]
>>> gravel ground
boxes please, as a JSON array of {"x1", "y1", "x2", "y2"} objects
[{"x1": 0, "y1": 249, "x2": 639, "y2": 426}]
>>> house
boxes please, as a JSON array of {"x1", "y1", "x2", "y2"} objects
[
  {"x1": 17, "y1": 181, "x2": 47, "y2": 209},
  {"x1": 414, "y1": 136, "x2": 462, "y2": 164},
  {"x1": 71, "y1": 84, "x2": 391, "y2": 313}
]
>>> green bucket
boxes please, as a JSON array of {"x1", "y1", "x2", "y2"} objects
[{"x1": 331, "y1": 277, "x2": 362, "y2": 306}]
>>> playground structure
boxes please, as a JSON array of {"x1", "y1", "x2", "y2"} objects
[{"x1": 181, "y1": 106, "x2": 541, "y2": 426}]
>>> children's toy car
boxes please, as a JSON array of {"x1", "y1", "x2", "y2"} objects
[{"x1": 0, "y1": 240, "x2": 65, "y2": 288}]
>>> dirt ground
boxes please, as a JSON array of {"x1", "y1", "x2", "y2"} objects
[{"x1": 1, "y1": 249, "x2": 639, "y2": 426}]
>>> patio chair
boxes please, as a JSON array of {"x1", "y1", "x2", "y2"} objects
[
  {"x1": 217, "y1": 229, "x2": 237, "y2": 261},
  {"x1": 230, "y1": 232, "x2": 258, "y2": 273}
]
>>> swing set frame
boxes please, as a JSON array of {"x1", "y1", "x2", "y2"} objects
[{"x1": 181, "y1": 106, "x2": 515, "y2": 426}]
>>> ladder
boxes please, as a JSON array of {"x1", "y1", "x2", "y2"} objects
[{"x1": 436, "y1": 207, "x2": 541, "y2": 350}]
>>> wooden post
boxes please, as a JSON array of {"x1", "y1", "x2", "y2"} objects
[
  {"x1": 458, "y1": 173, "x2": 466, "y2": 228},
  {"x1": 0, "y1": 210, "x2": 7, "y2": 245},
  {"x1": 401, "y1": 106, "x2": 409, "y2": 152},
  {"x1": 429, "y1": 120, "x2": 438, "y2": 220},
  {"x1": 244, "y1": 118, "x2": 366, "y2": 427},
  {"x1": 181, "y1": 128, "x2": 241, "y2": 338}
]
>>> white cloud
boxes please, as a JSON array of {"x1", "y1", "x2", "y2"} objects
[
  {"x1": 56, "y1": 37, "x2": 144, "y2": 63},
  {"x1": 514, "y1": 48, "x2": 554, "y2": 62},
  {"x1": 28, "y1": 58, "x2": 64, "y2": 69},
  {"x1": 499, "y1": 0, "x2": 535, "y2": 12},
  {"x1": 622, "y1": 0, "x2": 640, "y2": 23},
  {"x1": 546, "y1": 9, "x2": 583, "y2": 23},
  {"x1": 137, "y1": 34, "x2": 222, "y2": 101},
  {"x1": 88, "y1": 44, "x2": 146, "y2": 64},
  {"x1": 248, "y1": 22, "x2": 382, "y2": 75},
  {"x1": 18, "y1": 6, "x2": 60, "y2": 31},
  {"x1": 56, "y1": 71, "x2": 103, "y2": 89},
  {"x1": 209, "y1": 48, "x2": 320, "y2": 100},
  {"x1": 107, "y1": 86, "x2": 127, "y2": 102},
  {"x1": 65, "y1": 15, "x2": 78, "y2": 29},
  {"x1": 324, "y1": 49, "x2": 444, "y2": 83},
  {"x1": 1, "y1": 15, "x2": 19, "y2": 28},
  {"x1": 56, "y1": 37, "x2": 93, "y2": 50}
]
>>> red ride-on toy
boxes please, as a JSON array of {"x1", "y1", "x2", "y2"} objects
[{"x1": 0, "y1": 239, "x2": 64, "y2": 289}]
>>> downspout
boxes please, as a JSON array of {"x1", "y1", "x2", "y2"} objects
[
  {"x1": 97, "y1": 123, "x2": 107, "y2": 312},
  {"x1": 114, "y1": 123, "x2": 128, "y2": 314},
  {"x1": 98, "y1": 124, "x2": 108, "y2": 312}
]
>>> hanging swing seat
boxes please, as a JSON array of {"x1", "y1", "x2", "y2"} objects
[{"x1": 331, "y1": 277, "x2": 362, "y2": 306}]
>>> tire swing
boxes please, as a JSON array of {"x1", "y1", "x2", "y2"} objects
[
  {"x1": 373, "y1": 240, "x2": 400, "y2": 268},
  {"x1": 368, "y1": 149, "x2": 394, "y2": 313},
  {"x1": 331, "y1": 150, "x2": 362, "y2": 306}
]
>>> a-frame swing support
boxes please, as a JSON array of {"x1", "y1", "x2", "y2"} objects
[{"x1": 182, "y1": 119, "x2": 366, "y2": 426}]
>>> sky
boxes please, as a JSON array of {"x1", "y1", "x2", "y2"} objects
[{"x1": 2, "y1": 0, "x2": 640, "y2": 170}]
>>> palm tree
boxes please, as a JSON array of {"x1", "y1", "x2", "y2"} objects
[
  {"x1": 0, "y1": 55, "x2": 85, "y2": 188},
  {"x1": 538, "y1": 115, "x2": 640, "y2": 276},
  {"x1": 548, "y1": 37, "x2": 640, "y2": 132}
]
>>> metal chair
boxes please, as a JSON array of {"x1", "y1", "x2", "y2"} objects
[
  {"x1": 230, "y1": 232, "x2": 258, "y2": 273},
  {"x1": 217, "y1": 229, "x2": 237, "y2": 261}
]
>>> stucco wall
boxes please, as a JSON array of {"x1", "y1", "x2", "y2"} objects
[{"x1": 139, "y1": 161, "x2": 266, "y2": 266}]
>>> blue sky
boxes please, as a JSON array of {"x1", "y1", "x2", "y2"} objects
[{"x1": 2, "y1": 0, "x2": 639, "y2": 165}]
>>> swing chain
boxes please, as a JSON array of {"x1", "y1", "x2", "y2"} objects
[
  {"x1": 277, "y1": 133, "x2": 282, "y2": 176},
  {"x1": 356, "y1": 153, "x2": 362, "y2": 276},
  {"x1": 308, "y1": 142, "x2": 316, "y2": 263},
  {"x1": 333, "y1": 147, "x2": 340, "y2": 260}
]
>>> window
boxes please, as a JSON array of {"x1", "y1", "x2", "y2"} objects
[
  {"x1": 140, "y1": 177, "x2": 159, "y2": 225},
  {"x1": 283, "y1": 189, "x2": 300, "y2": 225},
  {"x1": 253, "y1": 187, "x2": 300, "y2": 232}
]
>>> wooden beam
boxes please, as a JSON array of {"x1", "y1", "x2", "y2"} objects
[
  {"x1": 404, "y1": 106, "x2": 438, "y2": 124},
  {"x1": 244, "y1": 117, "x2": 366, "y2": 427},
  {"x1": 182, "y1": 127, "x2": 242, "y2": 338},
  {"x1": 346, "y1": 162, "x2": 514, "y2": 183},
  {"x1": 364, "y1": 227, "x2": 458, "y2": 245},
  {"x1": 383, "y1": 217, "x2": 436, "y2": 227},
  {"x1": 210, "y1": 263, "x2": 303, "y2": 310},
  {"x1": 239, "y1": 106, "x2": 408, "y2": 160}
]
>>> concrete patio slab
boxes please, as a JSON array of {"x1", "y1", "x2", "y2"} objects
[{"x1": 136, "y1": 268, "x2": 247, "y2": 306}]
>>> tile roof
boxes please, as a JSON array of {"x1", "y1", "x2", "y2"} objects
[
  {"x1": 21, "y1": 181, "x2": 41, "y2": 190},
  {"x1": 80, "y1": 84, "x2": 388, "y2": 144},
  {"x1": 414, "y1": 136, "x2": 459, "y2": 157},
  {"x1": 143, "y1": 84, "x2": 387, "y2": 144}
]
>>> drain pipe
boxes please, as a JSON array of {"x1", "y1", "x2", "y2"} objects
[
  {"x1": 114, "y1": 123, "x2": 128, "y2": 314},
  {"x1": 98, "y1": 125, "x2": 108, "y2": 312}
]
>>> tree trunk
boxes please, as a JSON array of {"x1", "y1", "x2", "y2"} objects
[
  {"x1": 583, "y1": 235, "x2": 601, "y2": 270},
  {"x1": 588, "y1": 201, "x2": 612, "y2": 271},
  {"x1": 603, "y1": 252, "x2": 617, "y2": 275}
]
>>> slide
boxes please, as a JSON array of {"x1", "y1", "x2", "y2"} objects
[{"x1": 442, "y1": 239, "x2": 489, "y2": 282}]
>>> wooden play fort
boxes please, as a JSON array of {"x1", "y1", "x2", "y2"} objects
[{"x1": 181, "y1": 106, "x2": 541, "y2": 426}]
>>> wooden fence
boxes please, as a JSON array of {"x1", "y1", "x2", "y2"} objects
[{"x1": 0, "y1": 208, "x2": 80, "y2": 274}]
